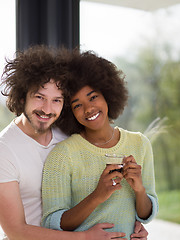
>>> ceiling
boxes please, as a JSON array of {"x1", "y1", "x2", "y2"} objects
[{"x1": 82, "y1": 0, "x2": 180, "y2": 11}]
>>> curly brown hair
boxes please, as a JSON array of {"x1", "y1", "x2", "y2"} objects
[
  {"x1": 1, "y1": 45, "x2": 68, "y2": 116},
  {"x1": 57, "y1": 49, "x2": 129, "y2": 135}
]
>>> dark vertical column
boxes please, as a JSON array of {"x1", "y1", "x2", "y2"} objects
[{"x1": 16, "y1": 0, "x2": 79, "y2": 51}]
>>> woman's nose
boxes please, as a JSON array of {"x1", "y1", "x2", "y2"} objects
[{"x1": 84, "y1": 102, "x2": 94, "y2": 115}]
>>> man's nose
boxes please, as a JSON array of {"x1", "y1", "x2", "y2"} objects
[{"x1": 41, "y1": 101, "x2": 52, "y2": 114}]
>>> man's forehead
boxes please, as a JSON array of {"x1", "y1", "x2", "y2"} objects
[{"x1": 29, "y1": 80, "x2": 62, "y2": 95}]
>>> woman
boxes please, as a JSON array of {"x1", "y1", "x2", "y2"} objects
[{"x1": 41, "y1": 50, "x2": 158, "y2": 240}]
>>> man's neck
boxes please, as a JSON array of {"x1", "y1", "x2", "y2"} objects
[{"x1": 14, "y1": 115, "x2": 53, "y2": 146}]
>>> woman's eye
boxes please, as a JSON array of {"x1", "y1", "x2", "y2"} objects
[
  {"x1": 73, "y1": 104, "x2": 81, "y2": 109},
  {"x1": 90, "y1": 95, "x2": 98, "y2": 101}
]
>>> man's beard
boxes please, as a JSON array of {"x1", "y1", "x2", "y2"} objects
[{"x1": 24, "y1": 110, "x2": 56, "y2": 134}]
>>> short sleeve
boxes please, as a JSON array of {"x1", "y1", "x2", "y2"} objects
[{"x1": 0, "y1": 142, "x2": 19, "y2": 183}]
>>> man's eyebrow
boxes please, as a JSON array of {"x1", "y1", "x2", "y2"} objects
[
  {"x1": 31, "y1": 91, "x2": 44, "y2": 97},
  {"x1": 35, "y1": 91, "x2": 64, "y2": 99},
  {"x1": 35, "y1": 92, "x2": 44, "y2": 96}
]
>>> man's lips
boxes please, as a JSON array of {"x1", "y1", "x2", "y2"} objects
[
  {"x1": 38, "y1": 115, "x2": 50, "y2": 119},
  {"x1": 33, "y1": 110, "x2": 56, "y2": 120},
  {"x1": 86, "y1": 112, "x2": 100, "y2": 121}
]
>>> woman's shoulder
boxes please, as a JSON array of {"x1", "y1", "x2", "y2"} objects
[{"x1": 117, "y1": 126, "x2": 150, "y2": 143}]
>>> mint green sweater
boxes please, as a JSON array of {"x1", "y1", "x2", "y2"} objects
[{"x1": 41, "y1": 127, "x2": 158, "y2": 240}]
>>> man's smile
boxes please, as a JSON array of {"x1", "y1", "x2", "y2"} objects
[{"x1": 33, "y1": 111, "x2": 56, "y2": 121}]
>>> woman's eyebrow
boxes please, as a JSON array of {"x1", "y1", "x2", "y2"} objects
[
  {"x1": 71, "y1": 90, "x2": 95, "y2": 104},
  {"x1": 71, "y1": 98, "x2": 78, "y2": 104},
  {"x1": 87, "y1": 90, "x2": 95, "y2": 96}
]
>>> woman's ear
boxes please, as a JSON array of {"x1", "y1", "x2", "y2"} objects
[{"x1": 109, "y1": 118, "x2": 114, "y2": 124}]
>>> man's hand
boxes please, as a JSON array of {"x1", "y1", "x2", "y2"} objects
[
  {"x1": 85, "y1": 223, "x2": 127, "y2": 240},
  {"x1": 130, "y1": 221, "x2": 148, "y2": 240}
]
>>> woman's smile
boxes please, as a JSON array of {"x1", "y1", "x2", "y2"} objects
[{"x1": 86, "y1": 112, "x2": 100, "y2": 121}]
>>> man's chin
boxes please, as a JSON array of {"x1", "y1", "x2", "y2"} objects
[
  {"x1": 34, "y1": 123, "x2": 51, "y2": 134},
  {"x1": 35, "y1": 127, "x2": 51, "y2": 134}
]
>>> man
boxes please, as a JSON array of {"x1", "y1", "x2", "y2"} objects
[{"x1": 0, "y1": 45, "x2": 148, "y2": 240}]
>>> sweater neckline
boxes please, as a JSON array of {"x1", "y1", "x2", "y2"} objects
[{"x1": 73, "y1": 127, "x2": 125, "y2": 154}]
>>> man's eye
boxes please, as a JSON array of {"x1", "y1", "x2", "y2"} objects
[
  {"x1": 53, "y1": 99, "x2": 62, "y2": 103},
  {"x1": 35, "y1": 95, "x2": 43, "y2": 100}
]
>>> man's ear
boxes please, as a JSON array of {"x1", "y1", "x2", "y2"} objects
[
  {"x1": 20, "y1": 98, "x2": 26, "y2": 111},
  {"x1": 20, "y1": 98, "x2": 25, "y2": 104}
]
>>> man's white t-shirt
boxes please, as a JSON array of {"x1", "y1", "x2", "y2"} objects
[{"x1": 0, "y1": 120, "x2": 67, "y2": 228}]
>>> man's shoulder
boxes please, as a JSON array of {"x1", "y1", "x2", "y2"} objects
[
  {"x1": 0, "y1": 120, "x2": 29, "y2": 148},
  {"x1": 0, "y1": 121, "x2": 18, "y2": 159},
  {"x1": 52, "y1": 127, "x2": 68, "y2": 143},
  {"x1": 0, "y1": 121, "x2": 15, "y2": 140}
]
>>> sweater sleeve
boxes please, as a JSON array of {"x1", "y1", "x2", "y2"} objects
[
  {"x1": 135, "y1": 134, "x2": 159, "y2": 224},
  {"x1": 41, "y1": 142, "x2": 72, "y2": 230}
]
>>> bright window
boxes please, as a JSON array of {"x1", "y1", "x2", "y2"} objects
[
  {"x1": 0, "y1": 0, "x2": 16, "y2": 128},
  {"x1": 80, "y1": 1, "x2": 180, "y2": 193}
]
